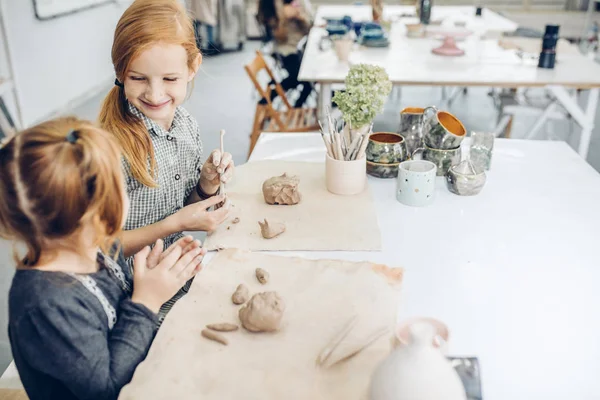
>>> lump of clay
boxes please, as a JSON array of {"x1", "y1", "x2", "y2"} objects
[
  {"x1": 262, "y1": 173, "x2": 301, "y2": 205},
  {"x1": 256, "y1": 268, "x2": 269, "y2": 284},
  {"x1": 231, "y1": 284, "x2": 249, "y2": 305},
  {"x1": 238, "y1": 291, "x2": 285, "y2": 332},
  {"x1": 258, "y1": 219, "x2": 286, "y2": 239}
]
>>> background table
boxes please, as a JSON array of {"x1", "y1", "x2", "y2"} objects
[
  {"x1": 299, "y1": 5, "x2": 600, "y2": 158},
  {"x1": 249, "y1": 132, "x2": 600, "y2": 400}
]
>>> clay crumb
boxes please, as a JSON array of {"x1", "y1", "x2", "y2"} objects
[
  {"x1": 232, "y1": 217, "x2": 240, "y2": 224},
  {"x1": 201, "y1": 329, "x2": 228, "y2": 345},
  {"x1": 206, "y1": 323, "x2": 239, "y2": 332},
  {"x1": 231, "y1": 284, "x2": 250, "y2": 305},
  {"x1": 256, "y1": 268, "x2": 269, "y2": 284}
]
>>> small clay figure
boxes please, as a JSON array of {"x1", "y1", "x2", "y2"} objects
[
  {"x1": 238, "y1": 291, "x2": 285, "y2": 332},
  {"x1": 258, "y1": 219, "x2": 286, "y2": 239},
  {"x1": 255, "y1": 268, "x2": 269, "y2": 284},
  {"x1": 231, "y1": 284, "x2": 249, "y2": 305},
  {"x1": 207, "y1": 323, "x2": 239, "y2": 332},
  {"x1": 262, "y1": 173, "x2": 302, "y2": 205},
  {"x1": 232, "y1": 217, "x2": 240, "y2": 224},
  {"x1": 201, "y1": 329, "x2": 228, "y2": 345}
]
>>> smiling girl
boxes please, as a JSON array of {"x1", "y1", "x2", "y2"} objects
[{"x1": 99, "y1": 0, "x2": 234, "y2": 320}]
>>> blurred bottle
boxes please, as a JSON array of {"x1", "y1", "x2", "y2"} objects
[
  {"x1": 418, "y1": 0, "x2": 431, "y2": 25},
  {"x1": 538, "y1": 24, "x2": 559, "y2": 69}
]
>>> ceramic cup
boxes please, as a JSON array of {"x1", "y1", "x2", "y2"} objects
[
  {"x1": 396, "y1": 160, "x2": 437, "y2": 207},
  {"x1": 325, "y1": 153, "x2": 366, "y2": 195},
  {"x1": 367, "y1": 160, "x2": 400, "y2": 179},
  {"x1": 333, "y1": 37, "x2": 353, "y2": 63},
  {"x1": 412, "y1": 144, "x2": 462, "y2": 176},
  {"x1": 394, "y1": 317, "x2": 450, "y2": 354},
  {"x1": 422, "y1": 106, "x2": 467, "y2": 150},
  {"x1": 366, "y1": 132, "x2": 408, "y2": 164},
  {"x1": 399, "y1": 107, "x2": 425, "y2": 155},
  {"x1": 446, "y1": 160, "x2": 486, "y2": 196}
]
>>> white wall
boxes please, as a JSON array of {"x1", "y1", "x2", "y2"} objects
[{"x1": 2, "y1": 0, "x2": 134, "y2": 127}]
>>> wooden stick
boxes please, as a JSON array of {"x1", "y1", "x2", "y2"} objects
[
  {"x1": 354, "y1": 125, "x2": 372, "y2": 160},
  {"x1": 316, "y1": 316, "x2": 358, "y2": 366},
  {"x1": 320, "y1": 131, "x2": 334, "y2": 158},
  {"x1": 334, "y1": 132, "x2": 344, "y2": 160},
  {"x1": 324, "y1": 327, "x2": 389, "y2": 368},
  {"x1": 345, "y1": 134, "x2": 362, "y2": 161},
  {"x1": 219, "y1": 129, "x2": 226, "y2": 196}
]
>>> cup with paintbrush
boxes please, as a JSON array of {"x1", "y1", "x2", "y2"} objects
[{"x1": 319, "y1": 109, "x2": 370, "y2": 195}]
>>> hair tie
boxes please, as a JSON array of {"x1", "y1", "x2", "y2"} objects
[
  {"x1": 114, "y1": 78, "x2": 124, "y2": 88},
  {"x1": 66, "y1": 130, "x2": 79, "y2": 144}
]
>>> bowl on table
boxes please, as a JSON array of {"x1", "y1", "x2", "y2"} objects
[{"x1": 366, "y1": 132, "x2": 408, "y2": 178}]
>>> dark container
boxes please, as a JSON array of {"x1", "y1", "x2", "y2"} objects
[{"x1": 538, "y1": 24, "x2": 560, "y2": 69}]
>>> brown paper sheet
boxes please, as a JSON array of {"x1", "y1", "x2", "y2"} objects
[
  {"x1": 119, "y1": 249, "x2": 403, "y2": 400},
  {"x1": 203, "y1": 161, "x2": 382, "y2": 251}
]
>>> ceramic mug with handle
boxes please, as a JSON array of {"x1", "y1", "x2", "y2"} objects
[
  {"x1": 412, "y1": 144, "x2": 461, "y2": 176},
  {"x1": 422, "y1": 106, "x2": 467, "y2": 150}
]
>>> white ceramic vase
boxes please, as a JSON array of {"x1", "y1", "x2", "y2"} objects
[{"x1": 369, "y1": 321, "x2": 467, "y2": 400}]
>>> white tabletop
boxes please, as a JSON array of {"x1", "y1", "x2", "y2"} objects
[
  {"x1": 299, "y1": 6, "x2": 600, "y2": 88},
  {"x1": 249, "y1": 132, "x2": 600, "y2": 400}
]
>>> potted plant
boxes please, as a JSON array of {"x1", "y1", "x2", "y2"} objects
[{"x1": 332, "y1": 64, "x2": 392, "y2": 137}]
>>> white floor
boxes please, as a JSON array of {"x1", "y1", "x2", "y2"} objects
[{"x1": 1, "y1": 39, "x2": 600, "y2": 373}]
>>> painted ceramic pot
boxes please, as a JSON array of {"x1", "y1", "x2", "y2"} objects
[
  {"x1": 366, "y1": 132, "x2": 408, "y2": 164},
  {"x1": 413, "y1": 145, "x2": 461, "y2": 176},
  {"x1": 422, "y1": 106, "x2": 467, "y2": 149},
  {"x1": 446, "y1": 160, "x2": 486, "y2": 196},
  {"x1": 367, "y1": 160, "x2": 400, "y2": 179},
  {"x1": 399, "y1": 107, "x2": 425, "y2": 155}
]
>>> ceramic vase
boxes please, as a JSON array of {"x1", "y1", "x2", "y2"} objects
[{"x1": 369, "y1": 321, "x2": 467, "y2": 400}]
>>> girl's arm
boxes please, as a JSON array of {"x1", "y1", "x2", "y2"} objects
[
  {"x1": 120, "y1": 215, "x2": 181, "y2": 258},
  {"x1": 15, "y1": 298, "x2": 158, "y2": 400}
]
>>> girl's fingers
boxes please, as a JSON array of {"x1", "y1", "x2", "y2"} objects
[
  {"x1": 133, "y1": 246, "x2": 151, "y2": 272},
  {"x1": 181, "y1": 239, "x2": 202, "y2": 255},
  {"x1": 178, "y1": 254, "x2": 204, "y2": 279},
  {"x1": 211, "y1": 150, "x2": 221, "y2": 167},
  {"x1": 218, "y1": 153, "x2": 232, "y2": 174},
  {"x1": 170, "y1": 247, "x2": 202, "y2": 274},
  {"x1": 157, "y1": 245, "x2": 182, "y2": 271},
  {"x1": 159, "y1": 236, "x2": 190, "y2": 262},
  {"x1": 147, "y1": 239, "x2": 163, "y2": 268}
]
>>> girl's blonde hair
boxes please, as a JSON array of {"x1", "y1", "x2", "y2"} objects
[
  {"x1": 0, "y1": 117, "x2": 125, "y2": 268},
  {"x1": 99, "y1": 0, "x2": 201, "y2": 187}
]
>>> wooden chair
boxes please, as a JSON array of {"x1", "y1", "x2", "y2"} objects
[{"x1": 244, "y1": 50, "x2": 319, "y2": 157}]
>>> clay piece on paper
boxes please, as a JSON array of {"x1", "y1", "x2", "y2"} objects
[
  {"x1": 206, "y1": 323, "x2": 239, "y2": 332},
  {"x1": 255, "y1": 268, "x2": 269, "y2": 284},
  {"x1": 231, "y1": 284, "x2": 250, "y2": 305},
  {"x1": 201, "y1": 329, "x2": 228, "y2": 345},
  {"x1": 258, "y1": 219, "x2": 286, "y2": 239},
  {"x1": 232, "y1": 217, "x2": 240, "y2": 224},
  {"x1": 238, "y1": 291, "x2": 285, "y2": 333},
  {"x1": 262, "y1": 173, "x2": 302, "y2": 205}
]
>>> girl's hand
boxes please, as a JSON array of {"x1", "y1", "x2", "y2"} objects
[
  {"x1": 145, "y1": 236, "x2": 202, "y2": 270},
  {"x1": 174, "y1": 195, "x2": 229, "y2": 232},
  {"x1": 199, "y1": 150, "x2": 235, "y2": 194},
  {"x1": 131, "y1": 243, "x2": 205, "y2": 314}
]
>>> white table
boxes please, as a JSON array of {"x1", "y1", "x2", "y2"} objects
[
  {"x1": 249, "y1": 132, "x2": 600, "y2": 400},
  {"x1": 3, "y1": 132, "x2": 600, "y2": 399},
  {"x1": 299, "y1": 5, "x2": 600, "y2": 158}
]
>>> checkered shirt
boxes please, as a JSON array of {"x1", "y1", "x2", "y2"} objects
[{"x1": 122, "y1": 104, "x2": 203, "y2": 322}]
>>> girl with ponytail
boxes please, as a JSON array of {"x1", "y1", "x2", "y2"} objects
[
  {"x1": 99, "y1": 0, "x2": 235, "y2": 320},
  {"x1": 1, "y1": 117, "x2": 206, "y2": 399}
]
